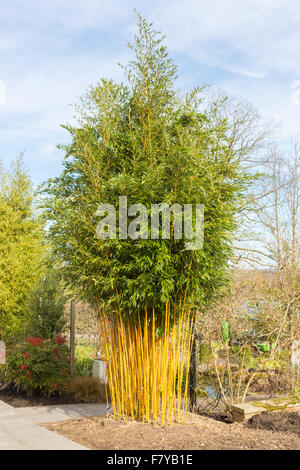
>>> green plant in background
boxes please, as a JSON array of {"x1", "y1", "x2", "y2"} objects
[
  {"x1": 221, "y1": 321, "x2": 231, "y2": 346},
  {"x1": 198, "y1": 343, "x2": 213, "y2": 364},
  {"x1": 4, "y1": 335, "x2": 70, "y2": 396},
  {"x1": 75, "y1": 357, "x2": 93, "y2": 377},
  {"x1": 0, "y1": 159, "x2": 44, "y2": 344},
  {"x1": 74, "y1": 339, "x2": 97, "y2": 377},
  {"x1": 231, "y1": 345, "x2": 258, "y2": 369},
  {"x1": 27, "y1": 261, "x2": 67, "y2": 341},
  {"x1": 75, "y1": 345, "x2": 94, "y2": 376}
]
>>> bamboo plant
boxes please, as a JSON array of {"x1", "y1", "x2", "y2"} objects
[{"x1": 44, "y1": 13, "x2": 260, "y2": 423}]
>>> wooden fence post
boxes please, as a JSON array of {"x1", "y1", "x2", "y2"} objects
[{"x1": 70, "y1": 300, "x2": 76, "y2": 376}]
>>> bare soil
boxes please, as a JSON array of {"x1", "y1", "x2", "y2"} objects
[
  {"x1": 44, "y1": 411, "x2": 300, "y2": 450},
  {"x1": 247, "y1": 411, "x2": 300, "y2": 437}
]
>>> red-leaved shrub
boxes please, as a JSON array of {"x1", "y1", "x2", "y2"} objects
[{"x1": 4, "y1": 337, "x2": 71, "y2": 396}]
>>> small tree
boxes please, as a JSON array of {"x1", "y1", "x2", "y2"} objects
[{"x1": 0, "y1": 159, "x2": 44, "y2": 343}]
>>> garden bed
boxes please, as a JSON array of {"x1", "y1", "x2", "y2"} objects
[
  {"x1": 0, "y1": 384, "x2": 80, "y2": 408},
  {"x1": 44, "y1": 411, "x2": 300, "y2": 450},
  {"x1": 247, "y1": 411, "x2": 300, "y2": 437}
]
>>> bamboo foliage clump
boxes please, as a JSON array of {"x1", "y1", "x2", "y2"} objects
[{"x1": 100, "y1": 304, "x2": 194, "y2": 426}]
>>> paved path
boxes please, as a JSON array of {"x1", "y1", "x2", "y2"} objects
[{"x1": 0, "y1": 400, "x2": 107, "y2": 450}]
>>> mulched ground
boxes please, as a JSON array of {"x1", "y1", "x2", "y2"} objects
[
  {"x1": 247, "y1": 411, "x2": 300, "y2": 437},
  {"x1": 44, "y1": 411, "x2": 300, "y2": 450},
  {"x1": 0, "y1": 383, "x2": 79, "y2": 407}
]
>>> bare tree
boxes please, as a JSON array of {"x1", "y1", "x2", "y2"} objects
[{"x1": 232, "y1": 141, "x2": 300, "y2": 350}]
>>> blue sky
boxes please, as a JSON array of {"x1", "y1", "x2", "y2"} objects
[{"x1": 0, "y1": 0, "x2": 300, "y2": 185}]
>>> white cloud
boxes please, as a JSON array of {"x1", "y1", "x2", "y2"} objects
[
  {"x1": 1, "y1": 0, "x2": 300, "y2": 182},
  {"x1": 143, "y1": 0, "x2": 300, "y2": 140},
  {"x1": 0, "y1": 81, "x2": 6, "y2": 105},
  {"x1": 151, "y1": 0, "x2": 300, "y2": 77}
]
